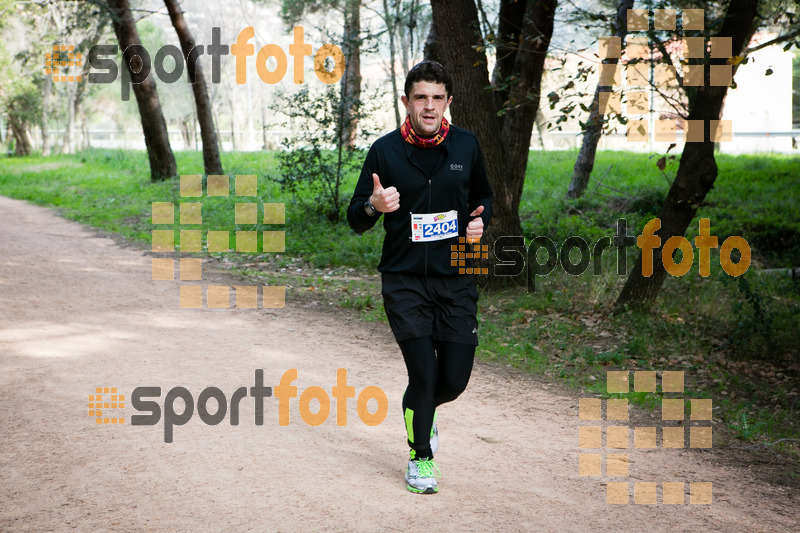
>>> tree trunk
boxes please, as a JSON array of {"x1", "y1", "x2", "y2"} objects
[
  {"x1": 615, "y1": 0, "x2": 760, "y2": 310},
  {"x1": 9, "y1": 115, "x2": 32, "y2": 156},
  {"x1": 400, "y1": 2, "x2": 411, "y2": 76},
  {"x1": 340, "y1": 0, "x2": 362, "y2": 147},
  {"x1": 490, "y1": 0, "x2": 527, "y2": 112},
  {"x1": 213, "y1": 109, "x2": 223, "y2": 152},
  {"x1": 430, "y1": 0, "x2": 557, "y2": 287},
  {"x1": 567, "y1": 0, "x2": 634, "y2": 199},
  {"x1": 498, "y1": 0, "x2": 557, "y2": 233},
  {"x1": 41, "y1": 75, "x2": 52, "y2": 156},
  {"x1": 61, "y1": 82, "x2": 76, "y2": 154},
  {"x1": 71, "y1": 28, "x2": 100, "y2": 154},
  {"x1": 107, "y1": 0, "x2": 177, "y2": 181},
  {"x1": 422, "y1": 23, "x2": 439, "y2": 63},
  {"x1": 80, "y1": 106, "x2": 90, "y2": 150},
  {"x1": 261, "y1": 105, "x2": 269, "y2": 150},
  {"x1": 163, "y1": 0, "x2": 223, "y2": 174},
  {"x1": 408, "y1": 0, "x2": 419, "y2": 61},
  {"x1": 430, "y1": 0, "x2": 506, "y2": 231},
  {"x1": 383, "y1": 0, "x2": 401, "y2": 128},
  {"x1": 191, "y1": 113, "x2": 197, "y2": 149},
  {"x1": 534, "y1": 108, "x2": 548, "y2": 150},
  {"x1": 229, "y1": 95, "x2": 238, "y2": 151},
  {"x1": 180, "y1": 116, "x2": 191, "y2": 149}
]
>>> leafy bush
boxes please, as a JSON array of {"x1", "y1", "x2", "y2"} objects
[{"x1": 273, "y1": 86, "x2": 366, "y2": 222}]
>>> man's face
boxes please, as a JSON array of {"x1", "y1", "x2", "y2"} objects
[{"x1": 401, "y1": 81, "x2": 453, "y2": 137}]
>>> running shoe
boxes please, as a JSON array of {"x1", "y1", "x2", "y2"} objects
[{"x1": 405, "y1": 458, "x2": 441, "y2": 494}]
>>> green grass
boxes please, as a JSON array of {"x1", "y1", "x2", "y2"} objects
[
  {"x1": 0, "y1": 149, "x2": 382, "y2": 268},
  {"x1": 519, "y1": 150, "x2": 800, "y2": 268},
  {"x1": 1, "y1": 148, "x2": 798, "y2": 454},
  {"x1": 1, "y1": 148, "x2": 796, "y2": 270}
]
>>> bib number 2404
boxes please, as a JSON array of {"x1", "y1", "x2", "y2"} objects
[{"x1": 411, "y1": 210, "x2": 458, "y2": 242}]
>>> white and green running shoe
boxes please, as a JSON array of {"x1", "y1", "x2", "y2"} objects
[{"x1": 405, "y1": 458, "x2": 441, "y2": 494}]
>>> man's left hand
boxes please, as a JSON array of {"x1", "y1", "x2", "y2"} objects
[{"x1": 466, "y1": 205, "x2": 485, "y2": 242}]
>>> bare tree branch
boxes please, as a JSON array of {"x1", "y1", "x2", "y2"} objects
[{"x1": 744, "y1": 29, "x2": 800, "y2": 54}]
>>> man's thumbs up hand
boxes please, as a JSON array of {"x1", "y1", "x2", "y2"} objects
[
  {"x1": 466, "y1": 205, "x2": 485, "y2": 242},
  {"x1": 370, "y1": 173, "x2": 400, "y2": 213}
]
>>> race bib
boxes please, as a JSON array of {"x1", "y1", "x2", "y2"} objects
[{"x1": 411, "y1": 210, "x2": 458, "y2": 242}]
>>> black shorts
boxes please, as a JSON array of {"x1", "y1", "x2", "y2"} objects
[{"x1": 381, "y1": 272, "x2": 479, "y2": 345}]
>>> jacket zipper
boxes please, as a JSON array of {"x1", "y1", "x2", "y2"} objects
[{"x1": 424, "y1": 178, "x2": 431, "y2": 276}]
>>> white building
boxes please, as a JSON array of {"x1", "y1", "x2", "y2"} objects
[{"x1": 536, "y1": 33, "x2": 797, "y2": 154}]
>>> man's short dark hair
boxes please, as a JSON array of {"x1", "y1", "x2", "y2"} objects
[{"x1": 404, "y1": 60, "x2": 452, "y2": 98}]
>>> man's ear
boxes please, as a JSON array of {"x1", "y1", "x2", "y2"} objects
[
  {"x1": 443, "y1": 95, "x2": 453, "y2": 113},
  {"x1": 401, "y1": 94, "x2": 409, "y2": 110}
]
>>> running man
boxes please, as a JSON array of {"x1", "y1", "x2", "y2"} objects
[{"x1": 347, "y1": 60, "x2": 493, "y2": 494}]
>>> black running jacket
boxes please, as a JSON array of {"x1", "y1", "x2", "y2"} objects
[{"x1": 347, "y1": 125, "x2": 494, "y2": 277}]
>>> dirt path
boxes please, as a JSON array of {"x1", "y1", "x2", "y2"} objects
[{"x1": 0, "y1": 195, "x2": 796, "y2": 532}]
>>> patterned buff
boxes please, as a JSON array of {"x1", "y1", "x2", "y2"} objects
[{"x1": 400, "y1": 115, "x2": 450, "y2": 148}]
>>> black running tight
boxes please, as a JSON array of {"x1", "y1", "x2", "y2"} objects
[{"x1": 399, "y1": 336, "x2": 475, "y2": 459}]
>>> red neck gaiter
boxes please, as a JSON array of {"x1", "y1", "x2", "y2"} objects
[{"x1": 400, "y1": 115, "x2": 449, "y2": 148}]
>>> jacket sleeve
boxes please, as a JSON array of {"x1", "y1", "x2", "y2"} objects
[
  {"x1": 467, "y1": 138, "x2": 493, "y2": 231},
  {"x1": 347, "y1": 145, "x2": 382, "y2": 234}
]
